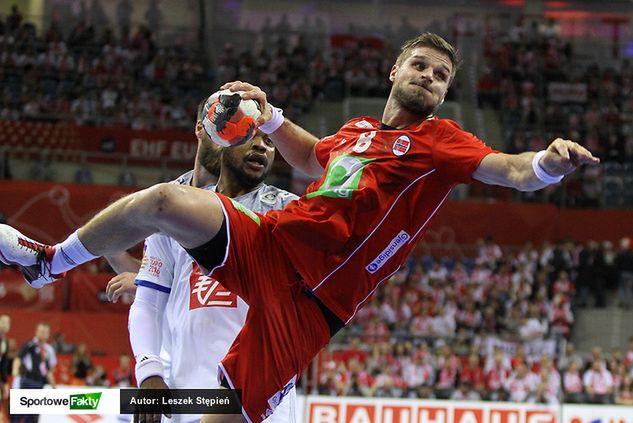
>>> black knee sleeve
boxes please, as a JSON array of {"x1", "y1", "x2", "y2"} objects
[{"x1": 184, "y1": 218, "x2": 228, "y2": 272}]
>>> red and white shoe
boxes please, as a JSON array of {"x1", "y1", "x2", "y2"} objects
[{"x1": 0, "y1": 224, "x2": 65, "y2": 288}]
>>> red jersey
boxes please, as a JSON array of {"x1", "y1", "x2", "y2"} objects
[{"x1": 268, "y1": 116, "x2": 495, "y2": 323}]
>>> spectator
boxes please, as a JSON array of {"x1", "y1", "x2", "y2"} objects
[
  {"x1": 7, "y1": 5, "x2": 23, "y2": 33},
  {"x1": 342, "y1": 357, "x2": 373, "y2": 397},
  {"x1": 615, "y1": 374, "x2": 633, "y2": 405},
  {"x1": 485, "y1": 349, "x2": 511, "y2": 401},
  {"x1": 534, "y1": 366, "x2": 561, "y2": 405},
  {"x1": 434, "y1": 359, "x2": 458, "y2": 399},
  {"x1": 459, "y1": 353, "x2": 486, "y2": 395},
  {"x1": 451, "y1": 381, "x2": 481, "y2": 401},
  {"x1": 111, "y1": 354, "x2": 134, "y2": 387},
  {"x1": 563, "y1": 361, "x2": 585, "y2": 403},
  {"x1": 70, "y1": 343, "x2": 92, "y2": 385},
  {"x1": 504, "y1": 363, "x2": 536, "y2": 403},
  {"x1": 583, "y1": 359, "x2": 614, "y2": 404},
  {"x1": 615, "y1": 237, "x2": 633, "y2": 309},
  {"x1": 10, "y1": 322, "x2": 56, "y2": 423}
]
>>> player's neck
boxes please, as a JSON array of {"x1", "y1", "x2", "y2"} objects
[
  {"x1": 381, "y1": 101, "x2": 429, "y2": 129},
  {"x1": 216, "y1": 174, "x2": 261, "y2": 198},
  {"x1": 191, "y1": 160, "x2": 217, "y2": 188}
]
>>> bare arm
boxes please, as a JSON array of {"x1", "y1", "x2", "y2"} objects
[
  {"x1": 221, "y1": 81, "x2": 324, "y2": 177},
  {"x1": 268, "y1": 118, "x2": 323, "y2": 177},
  {"x1": 473, "y1": 138, "x2": 599, "y2": 191},
  {"x1": 105, "y1": 251, "x2": 141, "y2": 274}
]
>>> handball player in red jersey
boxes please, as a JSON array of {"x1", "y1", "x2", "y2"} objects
[{"x1": 0, "y1": 33, "x2": 599, "y2": 423}]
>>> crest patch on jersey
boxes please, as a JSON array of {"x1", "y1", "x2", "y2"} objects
[
  {"x1": 392, "y1": 135, "x2": 411, "y2": 156},
  {"x1": 261, "y1": 191, "x2": 278, "y2": 205}
]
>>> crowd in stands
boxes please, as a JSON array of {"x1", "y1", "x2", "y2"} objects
[
  {"x1": 0, "y1": 6, "x2": 207, "y2": 130},
  {"x1": 0, "y1": 5, "x2": 400, "y2": 130},
  {"x1": 478, "y1": 18, "x2": 633, "y2": 207},
  {"x1": 319, "y1": 237, "x2": 633, "y2": 404}
]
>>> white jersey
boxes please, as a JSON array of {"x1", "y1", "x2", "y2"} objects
[{"x1": 136, "y1": 175, "x2": 298, "y2": 423}]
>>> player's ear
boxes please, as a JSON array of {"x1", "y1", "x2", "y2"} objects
[
  {"x1": 195, "y1": 120, "x2": 204, "y2": 140},
  {"x1": 389, "y1": 64, "x2": 398, "y2": 82}
]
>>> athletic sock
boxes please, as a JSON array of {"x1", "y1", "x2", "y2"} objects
[{"x1": 50, "y1": 231, "x2": 98, "y2": 274}]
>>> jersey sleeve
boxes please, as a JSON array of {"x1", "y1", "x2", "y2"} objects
[
  {"x1": 135, "y1": 233, "x2": 176, "y2": 293},
  {"x1": 314, "y1": 134, "x2": 339, "y2": 169},
  {"x1": 432, "y1": 120, "x2": 498, "y2": 184}
]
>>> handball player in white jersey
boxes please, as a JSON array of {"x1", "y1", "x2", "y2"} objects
[{"x1": 106, "y1": 101, "x2": 298, "y2": 423}]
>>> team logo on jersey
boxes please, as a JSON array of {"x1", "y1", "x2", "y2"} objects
[
  {"x1": 392, "y1": 135, "x2": 411, "y2": 156},
  {"x1": 307, "y1": 154, "x2": 374, "y2": 200},
  {"x1": 261, "y1": 191, "x2": 278, "y2": 206},
  {"x1": 189, "y1": 263, "x2": 237, "y2": 309}
]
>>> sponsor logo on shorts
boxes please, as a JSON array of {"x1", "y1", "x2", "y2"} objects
[
  {"x1": 392, "y1": 135, "x2": 411, "y2": 156},
  {"x1": 366, "y1": 230, "x2": 410, "y2": 274},
  {"x1": 261, "y1": 375, "x2": 296, "y2": 420},
  {"x1": 189, "y1": 263, "x2": 237, "y2": 309}
]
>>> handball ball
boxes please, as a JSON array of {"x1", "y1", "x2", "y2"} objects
[{"x1": 202, "y1": 90, "x2": 262, "y2": 147}]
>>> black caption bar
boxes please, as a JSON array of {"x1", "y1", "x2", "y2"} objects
[{"x1": 120, "y1": 389, "x2": 242, "y2": 414}]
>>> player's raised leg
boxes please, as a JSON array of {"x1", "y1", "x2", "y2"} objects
[{"x1": 0, "y1": 183, "x2": 225, "y2": 288}]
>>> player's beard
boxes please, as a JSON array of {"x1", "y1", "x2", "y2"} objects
[
  {"x1": 197, "y1": 141, "x2": 222, "y2": 177},
  {"x1": 393, "y1": 84, "x2": 438, "y2": 117},
  {"x1": 222, "y1": 149, "x2": 271, "y2": 190}
]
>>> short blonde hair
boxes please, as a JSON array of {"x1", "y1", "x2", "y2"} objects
[{"x1": 396, "y1": 33, "x2": 460, "y2": 83}]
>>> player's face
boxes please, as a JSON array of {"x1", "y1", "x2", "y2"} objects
[
  {"x1": 222, "y1": 131, "x2": 275, "y2": 188},
  {"x1": 389, "y1": 46, "x2": 452, "y2": 117},
  {"x1": 35, "y1": 324, "x2": 49, "y2": 343}
]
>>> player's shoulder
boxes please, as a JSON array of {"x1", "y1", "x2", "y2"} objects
[
  {"x1": 430, "y1": 117, "x2": 464, "y2": 133},
  {"x1": 341, "y1": 116, "x2": 381, "y2": 130}
]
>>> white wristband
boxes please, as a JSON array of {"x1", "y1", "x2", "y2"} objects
[
  {"x1": 532, "y1": 150, "x2": 564, "y2": 184},
  {"x1": 135, "y1": 354, "x2": 164, "y2": 386},
  {"x1": 259, "y1": 105, "x2": 284, "y2": 134}
]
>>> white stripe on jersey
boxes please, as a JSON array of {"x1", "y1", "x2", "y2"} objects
[{"x1": 312, "y1": 168, "x2": 436, "y2": 292}]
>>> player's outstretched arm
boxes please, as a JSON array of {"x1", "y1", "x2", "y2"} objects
[
  {"x1": 221, "y1": 81, "x2": 323, "y2": 177},
  {"x1": 472, "y1": 138, "x2": 599, "y2": 192}
]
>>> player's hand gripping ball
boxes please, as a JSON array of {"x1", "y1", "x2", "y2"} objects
[{"x1": 202, "y1": 90, "x2": 262, "y2": 147}]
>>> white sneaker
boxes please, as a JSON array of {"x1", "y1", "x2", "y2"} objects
[{"x1": 0, "y1": 224, "x2": 65, "y2": 288}]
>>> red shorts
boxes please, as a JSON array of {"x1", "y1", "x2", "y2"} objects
[{"x1": 210, "y1": 193, "x2": 331, "y2": 423}]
